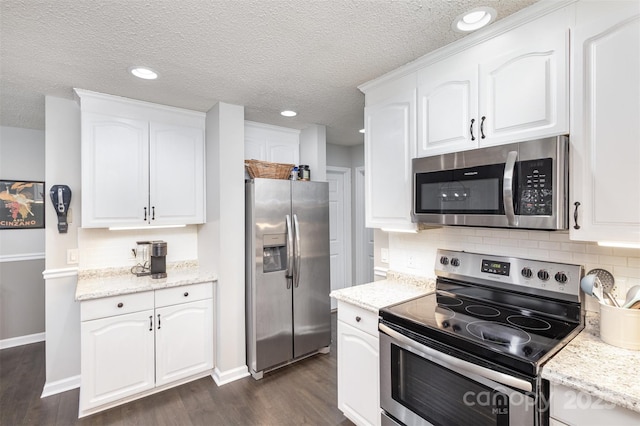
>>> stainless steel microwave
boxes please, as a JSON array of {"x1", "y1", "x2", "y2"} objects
[{"x1": 412, "y1": 136, "x2": 569, "y2": 230}]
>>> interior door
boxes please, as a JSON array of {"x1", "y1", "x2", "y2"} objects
[
  {"x1": 291, "y1": 180, "x2": 331, "y2": 358},
  {"x1": 327, "y1": 167, "x2": 351, "y2": 309},
  {"x1": 355, "y1": 167, "x2": 374, "y2": 285},
  {"x1": 251, "y1": 178, "x2": 293, "y2": 371}
]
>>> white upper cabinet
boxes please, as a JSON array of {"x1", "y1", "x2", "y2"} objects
[
  {"x1": 416, "y1": 5, "x2": 569, "y2": 157},
  {"x1": 417, "y1": 54, "x2": 479, "y2": 156},
  {"x1": 569, "y1": 1, "x2": 640, "y2": 243},
  {"x1": 77, "y1": 90, "x2": 205, "y2": 228},
  {"x1": 364, "y1": 74, "x2": 417, "y2": 231},
  {"x1": 149, "y1": 123, "x2": 205, "y2": 226},
  {"x1": 478, "y1": 12, "x2": 569, "y2": 146},
  {"x1": 244, "y1": 121, "x2": 300, "y2": 165},
  {"x1": 81, "y1": 113, "x2": 150, "y2": 226}
]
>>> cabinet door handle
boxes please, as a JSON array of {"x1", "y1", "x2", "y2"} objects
[
  {"x1": 183, "y1": 292, "x2": 189, "y2": 297},
  {"x1": 117, "y1": 302, "x2": 124, "y2": 308},
  {"x1": 573, "y1": 201, "x2": 581, "y2": 230},
  {"x1": 143, "y1": 207, "x2": 147, "y2": 221},
  {"x1": 355, "y1": 316, "x2": 361, "y2": 322},
  {"x1": 480, "y1": 116, "x2": 486, "y2": 139},
  {"x1": 470, "y1": 118, "x2": 476, "y2": 141},
  {"x1": 149, "y1": 315, "x2": 153, "y2": 331},
  {"x1": 157, "y1": 313, "x2": 161, "y2": 329},
  {"x1": 151, "y1": 206, "x2": 155, "y2": 220}
]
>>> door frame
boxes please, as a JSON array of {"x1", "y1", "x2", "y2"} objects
[{"x1": 326, "y1": 166, "x2": 352, "y2": 293}]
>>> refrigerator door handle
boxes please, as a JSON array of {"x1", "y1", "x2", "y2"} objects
[
  {"x1": 293, "y1": 214, "x2": 301, "y2": 288},
  {"x1": 285, "y1": 214, "x2": 294, "y2": 289}
]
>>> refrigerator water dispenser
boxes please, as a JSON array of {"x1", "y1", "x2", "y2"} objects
[{"x1": 263, "y1": 234, "x2": 286, "y2": 272}]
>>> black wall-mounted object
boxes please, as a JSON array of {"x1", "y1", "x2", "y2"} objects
[{"x1": 49, "y1": 185, "x2": 71, "y2": 233}]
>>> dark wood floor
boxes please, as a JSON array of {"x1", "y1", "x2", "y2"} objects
[{"x1": 0, "y1": 313, "x2": 353, "y2": 426}]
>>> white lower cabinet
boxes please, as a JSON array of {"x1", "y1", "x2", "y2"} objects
[
  {"x1": 337, "y1": 301, "x2": 380, "y2": 426},
  {"x1": 549, "y1": 383, "x2": 640, "y2": 426},
  {"x1": 79, "y1": 282, "x2": 214, "y2": 417},
  {"x1": 80, "y1": 309, "x2": 156, "y2": 411},
  {"x1": 155, "y1": 299, "x2": 213, "y2": 386}
]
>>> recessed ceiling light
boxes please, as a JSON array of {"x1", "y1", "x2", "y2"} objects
[
  {"x1": 280, "y1": 110, "x2": 297, "y2": 117},
  {"x1": 359, "y1": 128, "x2": 365, "y2": 134},
  {"x1": 452, "y1": 7, "x2": 496, "y2": 33},
  {"x1": 129, "y1": 66, "x2": 159, "y2": 80}
]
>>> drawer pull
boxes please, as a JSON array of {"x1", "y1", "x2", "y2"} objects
[
  {"x1": 184, "y1": 292, "x2": 189, "y2": 297},
  {"x1": 355, "y1": 316, "x2": 361, "y2": 322},
  {"x1": 117, "y1": 302, "x2": 124, "y2": 308}
]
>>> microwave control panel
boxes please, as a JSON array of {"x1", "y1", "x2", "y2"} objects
[{"x1": 518, "y1": 158, "x2": 553, "y2": 216}]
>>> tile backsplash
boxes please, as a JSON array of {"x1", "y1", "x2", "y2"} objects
[
  {"x1": 388, "y1": 227, "x2": 640, "y2": 311},
  {"x1": 77, "y1": 226, "x2": 198, "y2": 270}
]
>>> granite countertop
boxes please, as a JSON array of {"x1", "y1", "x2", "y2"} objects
[
  {"x1": 542, "y1": 313, "x2": 640, "y2": 413},
  {"x1": 75, "y1": 261, "x2": 217, "y2": 301},
  {"x1": 330, "y1": 271, "x2": 436, "y2": 313}
]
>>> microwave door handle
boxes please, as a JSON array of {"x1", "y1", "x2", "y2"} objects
[
  {"x1": 503, "y1": 151, "x2": 518, "y2": 227},
  {"x1": 286, "y1": 215, "x2": 294, "y2": 289},
  {"x1": 379, "y1": 323, "x2": 532, "y2": 393}
]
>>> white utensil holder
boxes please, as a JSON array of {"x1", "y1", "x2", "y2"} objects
[{"x1": 599, "y1": 303, "x2": 640, "y2": 350}]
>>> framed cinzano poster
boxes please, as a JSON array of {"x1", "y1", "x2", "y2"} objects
[{"x1": 0, "y1": 180, "x2": 45, "y2": 229}]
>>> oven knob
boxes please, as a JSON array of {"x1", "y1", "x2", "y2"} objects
[
  {"x1": 440, "y1": 256, "x2": 449, "y2": 266},
  {"x1": 452, "y1": 324, "x2": 461, "y2": 332},
  {"x1": 442, "y1": 320, "x2": 450, "y2": 329},
  {"x1": 451, "y1": 258, "x2": 460, "y2": 267},
  {"x1": 537, "y1": 270, "x2": 550, "y2": 281},
  {"x1": 521, "y1": 267, "x2": 533, "y2": 279},
  {"x1": 555, "y1": 272, "x2": 568, "y2": 284}
]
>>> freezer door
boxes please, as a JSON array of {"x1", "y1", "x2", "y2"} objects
[
  {"x1": 291, "y1": 180, "x2": 331, "y2": 358},
  {"x1": 248, "y1": 178, "x2": 293, "y2": 372}
]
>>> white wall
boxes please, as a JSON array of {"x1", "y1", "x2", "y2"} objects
[
  {"x1": 0, "y1": 126, "x2": 46, "y2": 345},
  {"x1": 300, "y1": 124, "x2": 327, "y2": 181},
  {"x1": 386, "y1": 227, "x2": 640, "y2": 312},
  {"x1": 42, "y1": 96, "x2": 82, "y2": 396},
  {"x1": 199, "y1": 102, "x2": 249, "y2": 385}
]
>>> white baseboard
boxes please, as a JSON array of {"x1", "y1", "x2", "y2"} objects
[
  {"x1": 212, "y1": 365, "x2": 250, "y2": 386},
  {"x1": 0, "y1": 332, "x2": 45, "y2": 350},
  {"x1": 41, "y1": 375, "x2": 81, "y2": 398}
]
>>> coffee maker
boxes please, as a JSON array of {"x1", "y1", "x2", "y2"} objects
[
  {"x1": 134, "y1": 241, "x2": 152, "y2": 276},
  {"x1": 150, "y1": 240, "x2": 167, "y2": 279}
]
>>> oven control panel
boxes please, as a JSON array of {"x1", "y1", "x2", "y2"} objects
[{"x1": 436, "y1": 250, "x2": 583, "y2": 302}]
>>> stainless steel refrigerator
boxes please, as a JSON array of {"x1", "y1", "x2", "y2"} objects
[{"x1": 245, "y1": 178, "x2": 331, "y2": 379}]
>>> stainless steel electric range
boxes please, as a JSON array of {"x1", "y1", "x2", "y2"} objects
[{"x1": 379, "y1": 249, "x2": 584, "y2": 426}]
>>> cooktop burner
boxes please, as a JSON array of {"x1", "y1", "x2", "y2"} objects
[{"x1": 379, "y1": 249, "x2": 585, "y2": 377}]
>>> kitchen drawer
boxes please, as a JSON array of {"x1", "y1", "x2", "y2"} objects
[
  {"x1": 81, "y1": 291, "x2": 154, "y2": 322},
  {"x1": 155, "y1": 282, "x2": 213, "y2": 308},
  {"x1": 337, "y1": 301, "x2": 379, "y2": 337}
]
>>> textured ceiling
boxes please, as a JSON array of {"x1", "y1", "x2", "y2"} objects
[{"x1": 0, "y1": 0, "x2": 539, "y2": 146}]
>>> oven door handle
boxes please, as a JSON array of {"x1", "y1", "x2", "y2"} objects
[
  {"x1": 379, "y1": 323, "x2": 533, "y2": 393},
  {"x1": 503, "y1": 150, "x2": 518, "y2": 227}
]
